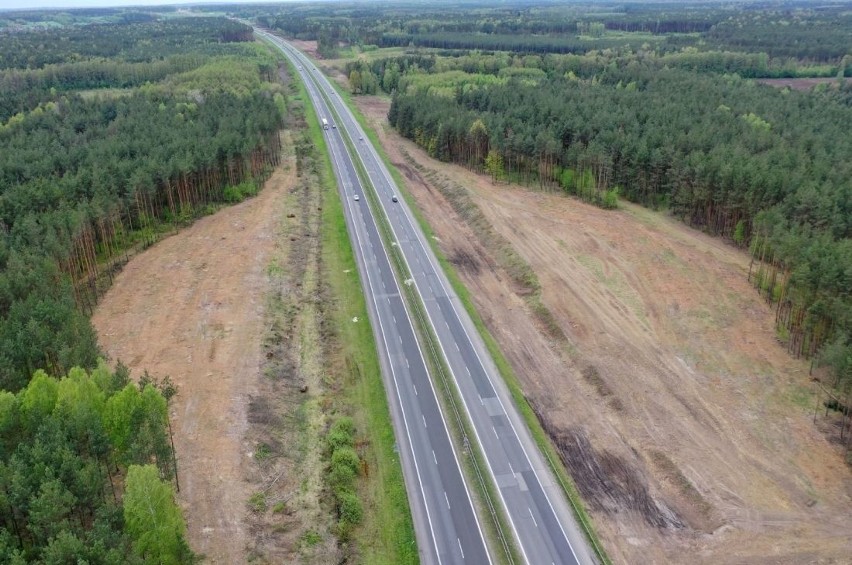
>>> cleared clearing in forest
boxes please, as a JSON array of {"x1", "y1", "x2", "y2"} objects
[{"x1": 353, "y1": 93, "x2": 852, "y2": 565}]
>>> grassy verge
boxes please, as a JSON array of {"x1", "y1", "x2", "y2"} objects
[
  {"x1": 279, "y1": 43, "x2": 418, "y2": 564},
  {"x1": 322, "y1": 74, "x2": 612, "y2": 564}
]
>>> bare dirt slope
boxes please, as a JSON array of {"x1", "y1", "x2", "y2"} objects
[
  {"x1": 289, "y1": 39, "x2": 320, "y2": 60},
  {"x1": 355, "y1": 95, "x2": 852, "y2": 564},
  {"x1": 92, "y1": 163, "x2": 294, "y2": 562}
]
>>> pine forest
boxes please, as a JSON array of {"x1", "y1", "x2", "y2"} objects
[{"x1": 0, "y1": 13, "x2": 286, "y2": 563}]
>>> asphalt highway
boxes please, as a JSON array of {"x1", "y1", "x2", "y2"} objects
[
  {"x1": 257, "y1": 30, "x2": 492, "y2": 565},
  {"x1": 259, "y1": 29, "x2": 596, "y2": 565}
]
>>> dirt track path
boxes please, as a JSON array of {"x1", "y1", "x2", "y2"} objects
[{"x1": 93, "y1": 165, "x2": 294, "y2": 563}]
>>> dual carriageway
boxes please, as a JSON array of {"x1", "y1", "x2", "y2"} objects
[{"x1": 257, "y1": 29, "x2": 595, "y2": 565}]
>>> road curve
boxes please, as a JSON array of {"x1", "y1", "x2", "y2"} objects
[
  {"x1": 257, "y1": 30, "x2": 492, "y2": 565},
  {"x1": 263, "y1": 34, "x2": 600, "y2": 565}
]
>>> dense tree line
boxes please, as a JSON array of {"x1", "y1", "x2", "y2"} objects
[
  {"x1": 603, "y1": 19, "x2": 713, "y2": 34},
  {"x1": 0, "y1": 364, "x2": 190, "y2": 563},
  {"x1": 702, "y1": 9, "x2": 852, "y2": 62},
  {"x1": 387, "y1": 64, "x2": 851, "y2": 384},
  {"x1": 0, "y1": 12, "x2": 290, "y2": 560},
  {"x1": 250, "y1": 2, "x2": 646, "y2": 43},
  {"x1": 0, "y1": 17, "x2": 284, "y2": 393},
  {"x1": 374, "y1": 34, "x2": 849, "y2": 77},
  {"x1": 377, "y1": 31, "x2": 634, "y2": 55},
  {"x1": 0, "y1": 7, "x2": 156, "y2": 29},
  {"x1": 0, "y1": 18, "x2": 268, "y2": 123},
  {"x1": 248, "y1": 1, "x2": 851, "y2": 73},
  {"x1": 0, "y1": 17, "x2": 253, "y2": 71},
  {"x1": 348, "y1": 49, "x2": 847, "y2": 104},
  {"x1": 0, "y1": 58, "x2": 197, "y2": 123},
  {"x1": 345, "y1": 54, "x2": 435, "y2": 94},
  {"x1": 0, "y1": 78, "x2": 282, "y2": 392}
]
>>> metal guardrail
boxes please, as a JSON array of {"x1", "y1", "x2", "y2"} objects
[
  {"x1": 262, "y1": 29, "x2": 609, "y2": 564},
  {"x1": 329, "y1": 97, "x2": 517, "y2": 564},
  {"x1": 274, "y1": 36, "x2": 519, "y2": 564},
  {"x1": 369, "y1": 180, "x2": 516, "y2": 565}
]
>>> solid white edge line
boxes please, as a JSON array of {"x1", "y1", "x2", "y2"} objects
[
  {"x1": 279, "y1": 35, "x2": 495, "y2": 565},
  {"x1": 280, "y1": 40, "x2": 446, "y2": 565},
  {"x1": 362, "y1": 91, "x2": 582, "y2": 563},
  {"x1": 318, "y1": 38, "x2": 581, "y2": 563}
]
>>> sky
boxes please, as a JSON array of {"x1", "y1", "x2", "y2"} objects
[{"x1": 1, "y1": 0, "x2": 282, "y2": 10}]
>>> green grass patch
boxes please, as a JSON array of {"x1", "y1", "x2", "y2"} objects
[
  {"x1": 325, "y1": 46, "x2": 408, "y2": 65},
  {"x1": 602, "y1": 30, "x2": 665, "y2": 41},
  {"x1": 77, "y1": 87, "x2": 135, "y2": 100},
  {"x1": 248, "y1": 492, "x2": 267, "y2": 513},
  {"x1": 278, "y1": 46, "x2": 418, "y2": 564},
  {"x1": 223, "y1": 179, "x2": 259, "y2": 203},
  {"x1": 300, "y1": 530, "x2": 322, "y2": 548},
  {"x1": 788, "y1": 383, "x2": 814, "y2": 410},
  {"x1": 253, "y1": 442, "x2": 272, "y2": 462}
]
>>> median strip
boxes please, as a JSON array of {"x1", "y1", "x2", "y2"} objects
[{"x1": 315, "y1": 76, "x2": 520, "y2": 565}]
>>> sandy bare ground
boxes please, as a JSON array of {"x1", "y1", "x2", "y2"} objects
[
  {"x1": 354, "y1": 95, "x2": 852, "y2": 564},
  {"x1": 289, "y1": 39, "x2": 320, "y2": 60},
  {"x1": 93, "y1": 163, "x2": 295, "y2": 562}
]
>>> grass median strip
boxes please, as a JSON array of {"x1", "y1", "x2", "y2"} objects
[
  {"x1": 324, "y1": 75, "x2": 612, "y2": 565},
  {"x1": 318, "y1": 84, "x2": 519, "y2": 565}
]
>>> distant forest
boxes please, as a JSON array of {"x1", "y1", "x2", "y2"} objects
[
  {"x1": 249, "y1": 1, "x2": 852, "y2": 72},
  {"x1": 244, "y1": 1, "x2": 852, "y2": 392}
]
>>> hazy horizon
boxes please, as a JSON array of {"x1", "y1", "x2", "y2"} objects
[{"x1": 1, "y1": 0, "x2": 283, "y2": 11}]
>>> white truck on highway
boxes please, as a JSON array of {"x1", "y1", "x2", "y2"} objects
[{"x1": 322, "y1": 118, "x2": 329, "y2": 130}]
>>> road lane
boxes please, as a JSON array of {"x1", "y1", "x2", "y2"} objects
[
  {"x1": 257, "y1": 30, "x2": 492, "y2": 565},
  {"x1": 272, "y1": 36, "x2": 598, "y2": 565}
]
